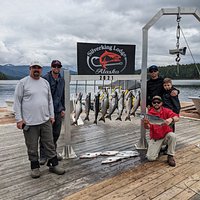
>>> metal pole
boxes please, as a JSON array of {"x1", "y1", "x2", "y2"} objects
[
  {"x1": 62, "y1": 70, "x2": 77, "y2": 158},
  {"x1": 136, "y1": 28, "x2": 148, "y2": 149},
  {"x1": 136, "y1": 7, "x2": 200, "y2": 150}
]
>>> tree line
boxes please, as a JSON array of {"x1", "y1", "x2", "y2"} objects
[
  {"x1": 0, "y1": 72, "x2": 8, "y2": 80},
  {"x1": 158, "y1": 63, "x2": 200, "y2": 79},
  {"x1": 135, "y1": 63, "x2": 200, "y2": 79},
  {"x1": 1, "y1": 63, "x2": 200, "y2": 80}
]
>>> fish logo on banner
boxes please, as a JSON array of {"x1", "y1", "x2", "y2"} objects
[
  {"x1": 87, "y1": 46, "x2": 127, "y2": 74},
  {"x1": 77, "y1": 43, "x2": 135, "y2": 75}
]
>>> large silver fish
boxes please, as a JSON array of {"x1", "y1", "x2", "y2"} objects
[
  {"x1": 99, "y1": 91, "x2": 109, "y2": 122},
  {"x1": 131, "y1": 90, "x2": 141, "y2": 116},
  {"x1": 94, "y1": 93, "x2": 100, "y2": 124},
  {"x1": 116, "y1": 91, "x2": 125, "y2": 121},
  {"x1": 71, "y1": 92, "x2": 83, "y2": 125},
  {"x1": 125, "y1": 90, "x2": 134, "y2": 121},
  {"x1": 106, "y1": 91, "x2": 118, "y2": 120},
  {"x1": 84, "y1": 92, "x2": 91, "y2": 121},
  {"x1": 137, "y1": 113, "x2": 165, "y2": 125}
]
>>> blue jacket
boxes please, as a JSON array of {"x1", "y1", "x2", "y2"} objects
[{"x1": 43, "y1": 71, "x2": 65, "y2": 113}]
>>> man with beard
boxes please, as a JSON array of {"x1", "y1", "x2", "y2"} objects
[
  {"x1": 147, "y1": 65, "x2": 179, "y2": 107},
  {"x1": 143, "y1": 96, "x2": 179, "y2": 167},
  {"x1": 14, "y1": 61, "x2": 65, "y2": 178},
  {"x1": 39, "y1": 60, "x2": 65, "y2": 165}
]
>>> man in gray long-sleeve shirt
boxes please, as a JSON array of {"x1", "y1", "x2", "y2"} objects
[{"x1": 14, "y1": 61, "x2": 65, "y2": 178}]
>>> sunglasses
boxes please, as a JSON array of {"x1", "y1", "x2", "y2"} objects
[
  {"x1": 52, "y1": 65, "x2": 62, "y2": 69},
  {"x1": 152, "y1": 101, "x2": 161, "y2": 104},
  {"x1": 149, "y1": 70, "x2": 158, "y2": 73}
]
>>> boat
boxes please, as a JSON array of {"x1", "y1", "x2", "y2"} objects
[{"x1": 188, "y1": 96, "x2": 200, "y2": 114}]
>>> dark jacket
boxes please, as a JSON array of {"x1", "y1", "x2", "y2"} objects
[
  {"x1": 43, "y1": 71, "x2": 65, "y2": 113},
  {"x1": 162, "y1": 87, "x2": 181, "y2": 114},
  {"x1": 147, "y1": 77, "x2": 164, "y2": 106}
]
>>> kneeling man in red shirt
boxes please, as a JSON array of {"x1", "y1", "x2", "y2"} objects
[{"x1": 143, "y1": 95, "x2": 179, "y2": 167}]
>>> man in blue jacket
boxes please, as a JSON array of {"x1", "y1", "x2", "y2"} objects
[{"x1": 40, "y1": 60, "x2": 65, "y2": 165}]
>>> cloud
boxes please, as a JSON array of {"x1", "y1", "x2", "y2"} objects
[{"x1": 0, "y1": 0, "x2": 199, "y2": 70}]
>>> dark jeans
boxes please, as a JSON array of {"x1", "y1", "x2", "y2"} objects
[
  {"x1": 23, "y1": 120, "x2": 58, "y2": 169},
  {"x1": 40, "y1": 112, "x2": 62, "y2": 159}
]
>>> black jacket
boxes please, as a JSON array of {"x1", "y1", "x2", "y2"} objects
[
  {"x1": 162, "y1": 87, "x2": 181, "y2": 114},
  {"x1": 147, "y1": 77, "x2": 164, "y2": 106}
]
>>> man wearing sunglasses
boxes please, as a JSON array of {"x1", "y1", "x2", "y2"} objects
[
  {"x1": 143, "y1": 96, "x2": 179, "y2": 167},
  {"x1": 40, "y1": 60, "x2": 65, "y2": 165},
  {"x1": 147, "y1": 65, "x2": 178, "y2": 107}
]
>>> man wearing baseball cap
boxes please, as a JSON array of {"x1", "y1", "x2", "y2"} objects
[
  {"x1": 39, "y1": 60, "x2": 65, "y2": 165},
  {"x1": 143, "y1": 95, "x2": 179, "y2": 167},
  {"x1": 13, "y1": 61, "x2": 65, "y2": 178},
  {"x1": 147, "y1": 65, "x2": 179, "y2": 107}
]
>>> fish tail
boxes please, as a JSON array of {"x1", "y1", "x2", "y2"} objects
[
  {"x1": 84, "y1": 116, "x2": 89, "y2": 121},
  {"x1": 116, "y1": 117, "x2": 122, "y2": 121},
  {"x1": 125, "y1": 116, "x2": 131, "y2": 121},
  {"x1": 71, "y1": 121, "x2": 77, "y2": 125},
  {"x1": 99, "y1": 117, "x2": 105, "y2": 123},
  {"x1": 105, "y1": 115, "x2": 111, "y2": 120}
]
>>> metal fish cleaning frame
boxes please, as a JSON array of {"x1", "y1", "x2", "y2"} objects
[
  {"x1": 63, "y1": 71, "x2": 140, "y2": 159},
  {"x1": 139, "y1": 7, "x2": 200, "y2": 149}
]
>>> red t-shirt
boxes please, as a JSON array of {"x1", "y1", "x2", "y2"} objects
[{"x1": 148, "y1": 106, "x2": 179, "y2": 140}]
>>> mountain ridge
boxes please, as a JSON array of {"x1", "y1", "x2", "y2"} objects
[{"x1": 0, "y1": 64, "x2": 77, "y2": 80}]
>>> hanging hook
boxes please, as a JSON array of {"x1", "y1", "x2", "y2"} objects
[
  {"x1": 176, "y1": 7, "x2": 181, "y2": 22},
  {"x1": 175, "y1": 55, "x2": 181, "y2": 62}
]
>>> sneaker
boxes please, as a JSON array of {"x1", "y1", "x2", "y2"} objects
[
  {"x1": 39, "y1": 158, "x2": 47, "y2": 165},
  {"x1": 49, "y1": 165, "x2": 65, "y2": 175},
  {"x1": 167, "y1": 155, "x2": 176, "y2": 167},
  {"x1": 31, "y1": 168, "x2": 40, "y2": 178},
  {"x1": 57, "y1": 153, "x2": 63, "y2": 161}
]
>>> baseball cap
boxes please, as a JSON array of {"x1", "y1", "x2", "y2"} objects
[
  {"x1": 149, "y1": 65, "x2": 158, "y2": 72},
  {"x1": 51, "y1": 60, "x2": 62, "y2": 68},
  {"x1": 152, "y1": 95, "x2": 162, "y2": 102},
  {"x1": 30, "y1": 61, "x2": 43, "y2": 68}
]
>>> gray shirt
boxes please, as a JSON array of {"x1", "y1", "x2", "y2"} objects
[{"x1": 14, "y1": 76, "x2": 54, "y2": 125}]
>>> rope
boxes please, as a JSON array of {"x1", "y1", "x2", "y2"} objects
[{"x1": 180, "y1": 27, "x2": 200, "y2": 76}]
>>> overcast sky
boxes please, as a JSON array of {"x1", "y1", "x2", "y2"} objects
[{"x1": 0, "y1": 0, "x2": 199, "y2": 70}]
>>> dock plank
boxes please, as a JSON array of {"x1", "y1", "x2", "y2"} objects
[{"x1": 1, "y1": 116, "x2": 200, "y2": 200}]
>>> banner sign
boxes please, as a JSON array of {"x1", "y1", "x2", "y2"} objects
[{"x1": 77, "y1": 42, "x2": 135, "y2": 75}]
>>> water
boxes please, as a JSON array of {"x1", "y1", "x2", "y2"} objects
[
  {"x1": 0, "y1": 80, "x2": 200, "y2": 107},
  {"x1": 0, "y1": 80, "x2": 18, "y2": 107},
  {"x1": 176, "y1": 85, "x2": 200, "y2": 102},
  {"x1": 0, "y1": 80, "x2": 98, "y2": 107}
]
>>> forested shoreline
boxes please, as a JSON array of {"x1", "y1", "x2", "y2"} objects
[
  {"x1": 1, "y1": 63, "x2": 200, "y2": 80},
  {"x1": 136, "y1": 63, "x2": 200, "y2": 79}
]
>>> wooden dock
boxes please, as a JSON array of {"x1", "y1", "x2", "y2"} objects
[{"x1": 0, "y1": 113, "x2": 200, "y2": 200}]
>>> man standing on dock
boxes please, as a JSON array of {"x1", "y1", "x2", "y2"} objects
[
  {"x1": 143, "y1": 96, "x2": 179, "y2": 167},
  {"x1": 13, "y1": 61, "x2": 65, "y2": 178},
  {"x1": 39, "y1": 60, "x2": 65, "y2": 165}
]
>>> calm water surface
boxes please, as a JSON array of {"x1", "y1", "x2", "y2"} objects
[{"x1": 0, "y1": 80, "x2": 200, "y2": 107}]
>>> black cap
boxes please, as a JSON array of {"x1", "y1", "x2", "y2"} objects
[
  {"x1": 51, "y1": 60, "x2": 62, "y2": 68},
  {"x1": 149, "y1": 65, "x2": 158, "y2": 72}
]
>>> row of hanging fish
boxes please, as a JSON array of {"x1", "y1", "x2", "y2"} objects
[{"x1": 71, "y1": 89, "x2": 141, "y2": 125}]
